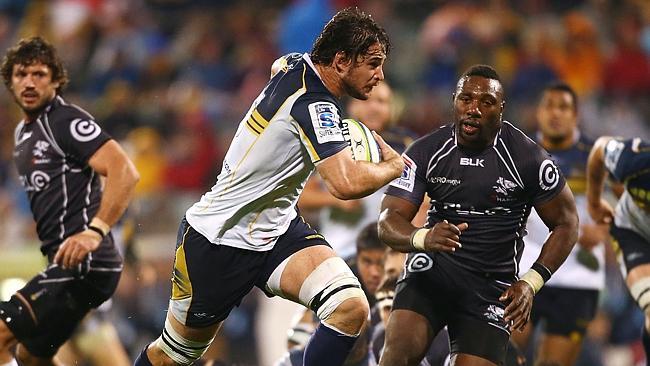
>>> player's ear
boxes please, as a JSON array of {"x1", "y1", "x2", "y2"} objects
[{"x1": 333, "y1": 51, "x2": 352, "y2": 75}]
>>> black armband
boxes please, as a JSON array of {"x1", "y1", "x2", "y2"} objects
[
  {"x1": 88, "y1": 225, "x2": 106, "y2": 239},
  {"x1": 531, "y1": 262, "x2": 552, "y2": 283}
]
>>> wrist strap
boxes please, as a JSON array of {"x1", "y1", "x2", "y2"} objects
[
  {"x1": 90, "y1": 217, "x2": 110, "y2": 237},
  {"x1": 410, "y1": 228, "x2": 428, "y2": 251}
]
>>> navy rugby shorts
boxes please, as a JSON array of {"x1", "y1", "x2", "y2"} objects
[{"x1": 169, "y1": 215, "x2": 330, "y2": 327}]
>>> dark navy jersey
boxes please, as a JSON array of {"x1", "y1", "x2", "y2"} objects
[
  {"x1": 604, "y1": 137, "x2": 650, "y2": 209},
  {"x1": 13, "y1": 95, "x2": 112, "y2": 253},
  {"x1": 386, "y1": 122, "x2": 566, "y2": 274}
]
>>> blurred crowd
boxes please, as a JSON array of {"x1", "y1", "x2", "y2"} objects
[{"x1": 0, "y1": 0, "x2": 649, "y2": 365}]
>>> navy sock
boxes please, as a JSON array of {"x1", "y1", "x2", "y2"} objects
[
  {"x1": 134, "y1": 345, "x2": 153, "y2": 366},
  {"x1": 303, "y1": 323, "x2": 358, "y2": 366}
]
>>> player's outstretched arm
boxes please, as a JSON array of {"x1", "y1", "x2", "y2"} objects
[
  {"x1": 54, "y1": 140, "x2": 139, "y2": 268},
  {"x1": 586, "y1": 136, "x2": 615, "y2": 224},
  {"x1": 378, "y1": 195, "x2": 467, "y2": 253},
  {"x1": 316, "y1": 132, "x2": 404, "y2": 200}
]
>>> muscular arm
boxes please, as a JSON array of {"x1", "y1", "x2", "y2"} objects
[
  {"x1": 378, "y1": 196, "x2": 421, "y2": 252},
  {"x1": 586, "y1": 136, "x2": 615, "y2": 224},
  {"x1": 378, "y1": 195, "x2": 465, "y2": 253},
  {"x1": 317, "y1": 132, "x2": 404, "y2": 200},
  {"x1": 88, "y1": 139, "x2": 140, "y2": 227},
  {"x1": 55, "y1": 139, "x2": 139, "y2": 268},
  {"x1": 501, "y1": 184, "x2": 578, "y2": 330},
  {"x1": 533, "y1": 184, "x2": 579, "y2": 273}
]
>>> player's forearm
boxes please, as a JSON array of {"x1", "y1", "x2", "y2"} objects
[
  {"x1": 378, "y1": 209, "x2": 419, "y2": 252},
  {"x1": 93, "y1": 161, "x2": 139, "y2": 228},
  {"x1": 536, "y1": 219, "x2": 578, "y2": 273},
  {"x1": 330, "y1": 160, "x2": 402, "y2": 199},
  {"x1": 586, "y1": 137, "x2": 610, "y2": 206}
]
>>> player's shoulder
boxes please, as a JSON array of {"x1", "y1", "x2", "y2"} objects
[
  {"x1": 46, "y1": 95, "x2": 95, "y2": 123},
  {"x1": 499, "y1": 121, "x2": 538, "y2": 149},
  {"x1": 409, "y1": 123, "x2": 454, "y2": 151}
]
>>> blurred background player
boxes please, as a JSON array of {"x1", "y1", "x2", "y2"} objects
[
  {"x1": 299, "y1": 82, "x2": 415, "y2": 259},
  {"x1": 0, "y1": 36, "x2": 139, "y2": 366},
  {"x1": 586, "y1": 136, "x2": 650, "y2": 362},
  {"x1": 513, "y1": 82, "x2": 608, "y2": 366}
]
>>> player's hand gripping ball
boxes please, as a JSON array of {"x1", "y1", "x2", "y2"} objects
[{"x1": 342, "y1": 119, "x2": 382, "y2": 163}]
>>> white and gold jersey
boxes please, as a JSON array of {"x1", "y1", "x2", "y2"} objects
[{"x1": 186, "y1": 53, "x2": 348, "y2": 251}]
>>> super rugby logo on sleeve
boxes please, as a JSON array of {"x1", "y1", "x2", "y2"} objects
[
  {"x1": 538, "y1": 159, "x2": 560, "y2": 191},
  {"x1": 308, "y1": 102, "x2": 344, "y2": 144},
  {"x1": 70, "y1": 118, "x2": 102, "y2": 142},
  {"x1": 389, "y1": 154, "x2": 416, "y2": 192}
]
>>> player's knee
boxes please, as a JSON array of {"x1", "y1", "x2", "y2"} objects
[
  {"x1": 328, "y1": 296, "x2": 369, "y2": 332},
  {"x1": 153, "y1": 318, "x2": 214, "y2": 366},
  {"x1": 298, "y1": 257, "x2": 367, "y2": 332}
]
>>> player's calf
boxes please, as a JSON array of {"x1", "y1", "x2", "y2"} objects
[{"x1": 135, "y1": 316, "x2": 216, "y2": 366}]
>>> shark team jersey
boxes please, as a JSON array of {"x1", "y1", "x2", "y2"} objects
[
  {"x1": 186, "y1": 53, "x2": 349, "y2": 251},
  {"x1": 520, "y1": 134, "x2": 604, "y2": 290},
  {"x1": 385, "y1": 122, "x2": 566, "y2": 275},
  {"x1": 13, "y1": 95, "x2": 112, "y2": 254},
  {"x1": 604, "y1": 138, "x2": 650, "y2": 241}
]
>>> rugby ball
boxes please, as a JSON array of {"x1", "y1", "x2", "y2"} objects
[{"x1": 342, "y1": 119, "x2": 382, "y2": 163}]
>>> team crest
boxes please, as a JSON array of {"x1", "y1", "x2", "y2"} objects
[
  {"x1": 538, "y1": 159, "x2": 560, "y2": 191},
  {"x1": 70, "y1": 118, "x2": 101, "y2": 142},
  {"x1": 406, "y1": 253, "x2": 433, "y2": 272}
]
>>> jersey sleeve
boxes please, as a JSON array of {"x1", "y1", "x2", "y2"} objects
[
  {"x1": 291, "y1": 92, "x2": 349, "y2": 163},
  {"x1": 522, "y1": 142, "x2": 566, "y2": 206},
  {"x1": 604, "y1": 138, "x2": 650, "y2": 182},
  {"x1": 385, "y1": 140, "x2": 428, "y2": 207},
  {"x1": 50, "y1": 110, "x2": 112, "y2": 163}
]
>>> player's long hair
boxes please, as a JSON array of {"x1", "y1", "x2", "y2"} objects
[
  {"x1": 1, "y1": 36, "x2": 69, "y2": 93},
  {"x1": 311, "y1": 7, "x2": 391, "y2": 66}
]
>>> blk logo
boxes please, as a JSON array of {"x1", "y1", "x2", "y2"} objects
[{"x1": 460, "y1": 157, "x2": 484, "y2": 167}]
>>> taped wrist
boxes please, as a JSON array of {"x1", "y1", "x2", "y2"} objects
[
  {"x1": 89, "y1": 217, "x2": 110, "y2": 238},
  {"x1": 410, "y1": 228, "x2": 428, "y2": 251},
  {"x1": 520, "y1": 262, "x2": 552, "y2": 294}
]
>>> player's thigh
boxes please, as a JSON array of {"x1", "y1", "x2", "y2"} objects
[
  {"x1": 0, "y1": 264, "x2": 118, "y2": 358},
  {"x1": 169, "y1": 217, "x2": 266, "y2": 329},
  {"x1": 611, "y1": 225, "x2": 650, "y2": 318},
  {"x1": 261, "y1": 215, "x2": 366, "y2": 319},
  {"x1": 448, "y1": 271, "x2": 514, "y2": 365},
  {"x1": 379, "y1": 309, "x2": 435, "y2": 365},
  {"x1": 380, "y1": 274, "x2": 444, "y2": 365}
]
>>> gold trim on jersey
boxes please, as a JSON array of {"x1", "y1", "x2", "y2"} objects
[
  {"x1": 305, "y1": 234, "x2": 325, "y2": 241},
  {"x1": 171, "y1": 227, "x2": 193, "y2": 300},
  {"x1": 298, "y1": 125, "x2": 320, "y2": 161},
  {"x1": 246, "y1": 109, "x2": 271, "y2": 136}
]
